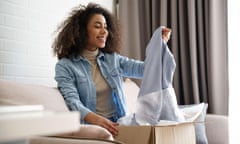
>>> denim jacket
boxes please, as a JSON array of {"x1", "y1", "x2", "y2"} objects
[{"x1": 55, "y1": 51, "x2": 144, "y2": 123}]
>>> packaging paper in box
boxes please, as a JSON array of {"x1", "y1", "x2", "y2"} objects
[{"x1": 116, "y1": 122, "x2": 195, "y2": 144}]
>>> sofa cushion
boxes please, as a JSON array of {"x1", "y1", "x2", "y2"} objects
[
  {"x1": 0, "y1": 79, "x2": 68, "y2": 112},
  {"x1": 123, "y1": 78, "x2": 139, "y2": 114},
  {"x1": 56, "y1": 124, "x2": 114, "y2": 141},
  {"x1": 205, "y1": 114, "x2": 229, "y2": 144}
]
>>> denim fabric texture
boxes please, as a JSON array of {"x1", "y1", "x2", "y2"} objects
[{"x1": 55, "y1": 51, "x2": 144, "y2": 123}]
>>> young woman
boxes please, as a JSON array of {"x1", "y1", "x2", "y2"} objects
[{"x1": 52, "y1": 3, "x2": 171, "y2": 136}]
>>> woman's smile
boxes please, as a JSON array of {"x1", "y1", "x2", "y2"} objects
[{"x1": 87, "y1": 14, "x2": 109, "y2": 50}]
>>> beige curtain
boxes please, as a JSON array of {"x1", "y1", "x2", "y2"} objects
[{"x1": 118, "y1": 0, "x2": 228, "y2": 115}]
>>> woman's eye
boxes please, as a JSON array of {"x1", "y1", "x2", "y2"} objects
[
  {"x1": 94, "y1": 23, "x2": 107, "y2": 30},
  {"x1": 95, "y1": 25, "x2": 101, "y2": 28}
]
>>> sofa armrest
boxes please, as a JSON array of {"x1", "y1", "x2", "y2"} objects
[
  {"x1": 205, "y1": 114, "x2": 229, "y2": 144},
  {"x1": 0, "y1": 79, "x2": 69, "y2": 112}
]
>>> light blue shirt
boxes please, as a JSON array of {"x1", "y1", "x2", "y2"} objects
[
  {"x1": 55, "y1": 51, "x2": 144, "y2": 123},
  {"x1": 118, "y1": 26, "x2": 185, "y2": 125},
  {"x1": 138, "y1": 26, "x2": 175, "y2": 96}
]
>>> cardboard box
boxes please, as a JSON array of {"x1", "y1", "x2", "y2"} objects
[{"x1": 115, "y1": 122, "x2": 196, "y2": 144}]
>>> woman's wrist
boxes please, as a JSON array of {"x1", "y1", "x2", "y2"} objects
[{"x1": 85, "y1": 112, "x2": 100, "y2": 124}]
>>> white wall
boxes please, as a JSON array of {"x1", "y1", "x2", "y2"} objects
[
  {"x1": 0, "y1": 0, "x2": 113, "y2": 86},
  {"x1": 228, "y1": 0, "x2": 240, "y2": 143}
]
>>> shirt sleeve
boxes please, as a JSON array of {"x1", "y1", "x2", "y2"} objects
[
  {"x1": 55, "y1": 61, "x2": 91, "y2": 121},
  {"x1": 117, "y1": 54, "x2": 144, "y2": 79}
]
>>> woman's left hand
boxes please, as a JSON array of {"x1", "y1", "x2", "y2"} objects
[
  {"x1": 84, "y1": 112, "x2": 119, "y2": 137},
  {"x1": 162, "y1": 27, "x2": 172, "y2": 43}
]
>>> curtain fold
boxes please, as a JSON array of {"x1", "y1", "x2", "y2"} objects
[{"x1": 118, "y1": 0, "x2": 228, "y2": 115}]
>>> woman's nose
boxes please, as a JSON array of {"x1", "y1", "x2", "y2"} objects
[{"x1": 100, "y1": 27, "x2": 108, "y2": 34}]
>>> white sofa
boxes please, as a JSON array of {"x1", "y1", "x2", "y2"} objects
[
  {"x1": 0, "y1": 78, "x2": 229, "y2": 144},
  {"x1": 0, "y1": 79, "x2": 123, "y2": 144}
]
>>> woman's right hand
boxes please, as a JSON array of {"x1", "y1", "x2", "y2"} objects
[{"x1": 84, "y1": 112, "x2": 119, "y2": 137}]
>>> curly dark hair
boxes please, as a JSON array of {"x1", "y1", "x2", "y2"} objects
[{"x1": 52, "y1": 3, "x2": 122, "y2": 59}]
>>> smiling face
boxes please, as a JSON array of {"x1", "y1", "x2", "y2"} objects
[{"x1": 86, "y1": 14, "x2": 108, "y2": 51}]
